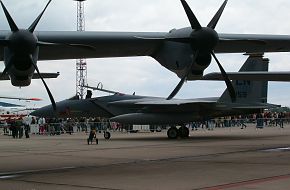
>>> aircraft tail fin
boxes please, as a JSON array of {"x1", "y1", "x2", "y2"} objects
[{"x1": 218, "y1": 54, "x2": 269, "y2": 104}]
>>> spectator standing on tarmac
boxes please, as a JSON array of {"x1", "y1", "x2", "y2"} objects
[
  {"x1": 240, "y1": 115, "x2": 247, "y2": 129},
  {"x1": 38, "y1": 117, "x2": 45, "y2": 135},
  {"x1": 9, "y1": 119, "x2": 16, "y2": 138},
  {"x1": 256, "y1": 113, "x2": 264, "y2": 129},
  {"x1": 278, "y1": 112, "x2": 285, "y2": 128},
  {"x1": 31, "y1": 117, "x2": 36, "y2": 124},
  {"x1": 3, "y1": 119, "x2": 8, "y2": 135},
  {"x1": 24, "y1": 124, "x2": 30, "y2": 138},
  {"x1": 274, "y1": 112, "x2": 279, "y2": 127}
]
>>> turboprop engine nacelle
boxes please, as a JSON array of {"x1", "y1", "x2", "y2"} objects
[{"x1": 153, "y1": 28, "x2": 212, "y2": 80}]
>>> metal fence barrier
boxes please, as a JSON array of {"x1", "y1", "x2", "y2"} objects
[{"x1": 0, "y1": 118, "x2": 288, "y2": 136}]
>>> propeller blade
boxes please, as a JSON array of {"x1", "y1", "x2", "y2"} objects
[
  {"x1": 211, "y1": 52, "x2": 236, "y2": 102},
  {"x1": 207, "y1": 0, "x2": 228, "y2": 29},
  {"x1": 28, "y1": 0, "x2": 52, "y2": 33},
  {"x1": 29, "y1": 55, "x2": 56, "y2": 111},
  {"x1": 167, "y1": 75, "x2": 187, "y2": 100},
  {"x1": 167, "y1": 51, "x2": 199, "y2": 100},
  {"x1": 180, "y1": 0, "x2": 202, "y2": 30},
  {"x1": 0, "y1": 1, "x2": 19, "y2": 32}
]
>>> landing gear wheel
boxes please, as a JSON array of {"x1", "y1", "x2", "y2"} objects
[
  {"x1": 167, "y1": 127, "x2": 178, "y2": 139},
  {"x1": 178, "y1": 126, "x2": 189, "y2": 138},
  {"x1": 104, "y1": 132, "x2": 111, "y2": 139}
]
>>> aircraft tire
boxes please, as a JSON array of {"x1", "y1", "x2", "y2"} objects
[
  {"x1": 167, "y1": 127, "x2": 178, "y2": 139},
  {"x1": 104, "y1": 132, "x2": 111, "y2": 139},
  {"x1": 178, "y1": 126, "x2": 189, "y2": 138}
]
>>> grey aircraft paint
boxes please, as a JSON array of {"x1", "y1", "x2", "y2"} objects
[
  {"x1": 2, "y1": 0, "x2": 290, "y2": 85},
  {"x1": 31, "y1": 54, "x2": 278, "y2": 125}
]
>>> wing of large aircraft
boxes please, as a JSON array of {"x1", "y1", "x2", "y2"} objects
[
  {"x1": 30, "y1": 33, "x2": 290, "y2": 61},
  {"x1": 202, "y1": 72, "x2": 290, "y2": 82},
  {"x1": 0, "y1": 72, "x2": 60, "y2": 81},
  {"x1": 0, "y1": 32, "x2": 283, "y2": 61},
  {"x1": 2, "y1": 0, "x2": 290, "y2": 110}
]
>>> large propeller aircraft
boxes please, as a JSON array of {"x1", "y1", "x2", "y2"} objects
[{"x1": 1, "y1": 0, "x2": 290, "y2": 111}]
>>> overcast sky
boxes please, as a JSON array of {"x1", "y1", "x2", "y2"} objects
[{"x1": 1, "y1": 0, "x2": 290, "y2": 108}]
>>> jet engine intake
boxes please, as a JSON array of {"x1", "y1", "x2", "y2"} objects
[{"x1": 10, "y1": 75, "x2": 32, "y2": 87}]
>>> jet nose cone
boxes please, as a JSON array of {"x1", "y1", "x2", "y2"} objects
[
  {"x1": 31, "y1": 105, "x2": 55, "y2": 117},
  {"x1": 30, "y1": 110, "x2": 40, "y2": 117}
]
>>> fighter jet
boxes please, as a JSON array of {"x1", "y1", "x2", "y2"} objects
[
  {"x1": 32, "y1": 54, "x2": 280, "y2": 139},
  {"x1": 0, "y1": 102, "x2": 23, "y2": 108},
  {"x1": 2, "y1": 0, "x2": 290, "y2": 109}
]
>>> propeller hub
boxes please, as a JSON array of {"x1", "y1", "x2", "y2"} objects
[
  {"x1": 8, "y1": 30, "x2": 37, "y2": 54},
  {"x1": 190, "y1": 27, "x2": 219, "y2": 52}
]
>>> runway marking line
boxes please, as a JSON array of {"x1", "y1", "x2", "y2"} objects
[
  {"x1": 0, "y1": 175, "x2": 19, "y2": 179},
  {"x1": 200, "y1": 174, "x2": 290, "y2": 190},
  {"x1": 262, "y1": 147, "x2": 290, "y2": 152}
]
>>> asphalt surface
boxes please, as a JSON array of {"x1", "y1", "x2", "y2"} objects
[{"x1": 0, "y1": 125, "x2": 290, "y2": 190}]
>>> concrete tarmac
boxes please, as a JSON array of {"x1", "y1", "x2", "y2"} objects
[{"x1": 0, "y1": 125, "x2": 290, "y2": 190}]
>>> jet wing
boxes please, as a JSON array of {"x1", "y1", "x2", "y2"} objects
[
  {"x1": 202, "y1": 72, "x2": 290, "y2": 81},
  {"x1": 114, "y1": 98, "x2": 218, "y2": 113},
  {"x1": 0, "y1": 72, "x2": 59, "y2": 80},
  {"x1": 0, "y1": 31, "x2": 289, "y2": 61},
  {"x1": 135, "y1": 98, "x2": 217, "y2": 106},
  {"x1": 107, "y1": 97, "x2": 217, "y2": 113},
  {"x1": 0, "y1": 102, "x2": 23, "y2": 107}
]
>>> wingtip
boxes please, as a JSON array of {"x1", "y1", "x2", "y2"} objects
[{"x1": 30, "y1": 98, "x2": 42, "y2": 101}]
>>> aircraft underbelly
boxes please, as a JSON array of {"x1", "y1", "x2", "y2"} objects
[{"x1": 110, "y1": 113, "x2": 202, "y2": 125}]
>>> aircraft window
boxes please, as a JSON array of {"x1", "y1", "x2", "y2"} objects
[{"x1": 86, "y1": 90, "x2": 92, "y2": 99}]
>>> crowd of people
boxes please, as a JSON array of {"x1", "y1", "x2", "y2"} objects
[
  {"x1": 189, "y1": 112, "x2": 288, "y2": 130},
  {"x1": 0, "y1": 116, "x2": 111, "y2": 137},
  {"x1": 1, "y1": 117, "x2": 30, "y2": 138},
  {"x1": 0, "y1": 111, "x2": 289, "y2": 138}
]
